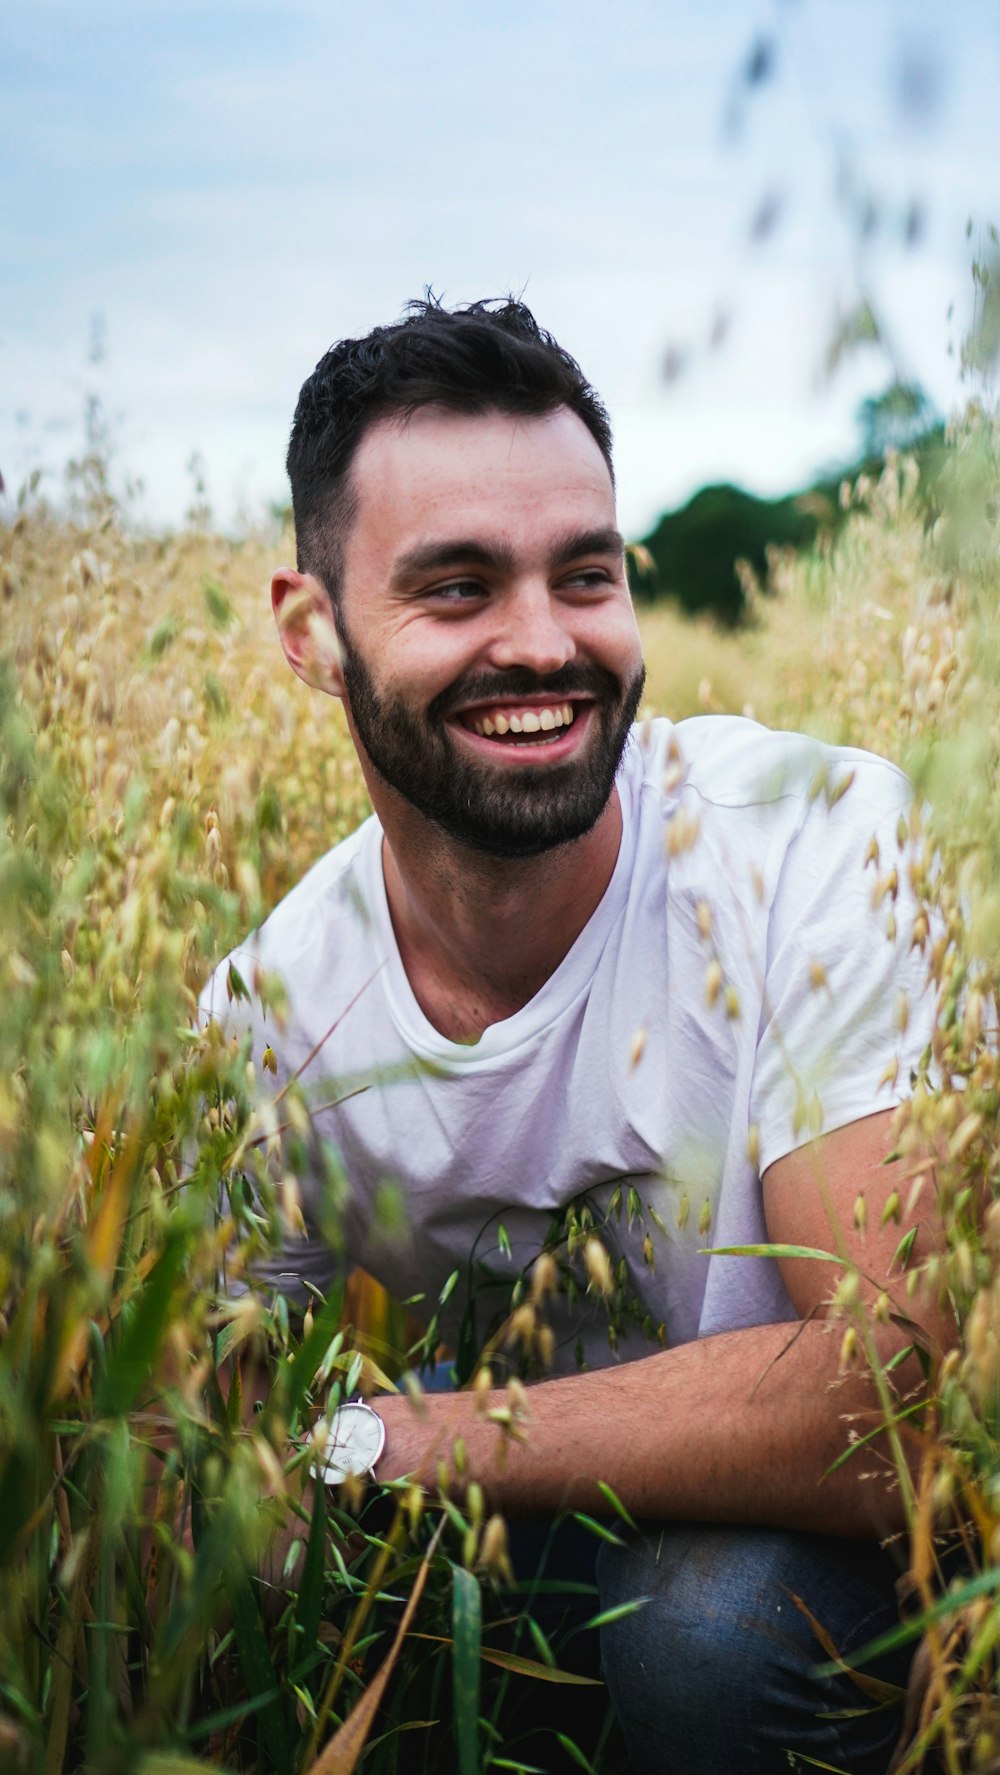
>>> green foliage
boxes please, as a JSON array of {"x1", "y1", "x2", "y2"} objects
[
  {"x1": 638, "y1": 479, "x2": 821, "y2": 624},
  {"x1": 636, "y1": 385, "x2": 945, "y2": 626}
]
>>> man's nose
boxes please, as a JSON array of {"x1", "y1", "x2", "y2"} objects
[{"x1": 485, "y1": 582, "x2": 576, "y2": 677}]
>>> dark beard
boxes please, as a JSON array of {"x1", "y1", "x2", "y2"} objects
[{"x1": 338, "y1": 634, "x2": 646, "y2": 860}]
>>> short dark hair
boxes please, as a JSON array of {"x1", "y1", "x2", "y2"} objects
[{"x1": 286, "y1": 295, "x2": 614, "y2": 607}]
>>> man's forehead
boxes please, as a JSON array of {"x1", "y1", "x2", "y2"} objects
[{"x1": 351, "y1": 403, "x2": 613, "y2": 500}]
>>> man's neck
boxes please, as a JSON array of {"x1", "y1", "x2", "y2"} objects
[{"x1": 379, "y1": 793, "x2": 623, "y2": 1044}]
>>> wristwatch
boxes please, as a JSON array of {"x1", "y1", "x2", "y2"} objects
[{"x1": 311, "y1": 1399, "x2": 387, "y2": 1485}]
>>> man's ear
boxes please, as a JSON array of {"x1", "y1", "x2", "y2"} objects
[{"x1": 271, "y1": 568, "x2": 346, "y2": 698}]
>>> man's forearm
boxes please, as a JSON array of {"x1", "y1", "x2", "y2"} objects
[{"x1": 377, "y1": 1316, "x2": 920, "y2": 1539}]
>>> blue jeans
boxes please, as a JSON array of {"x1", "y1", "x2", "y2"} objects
[{"x1": 596, "y1": 1523, "x2": 913, "y2": 1774}]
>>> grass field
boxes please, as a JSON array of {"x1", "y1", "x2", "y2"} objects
[{"x1": 1, "y1": 418, "x2": 999, "y2": 1772}]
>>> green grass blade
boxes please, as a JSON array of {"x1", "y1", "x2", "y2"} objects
[
  {"x1": 452, "y1": 1565, "x2": 481, "y2": 1775},
  {"x1": 294, "y1": 1477, "x2": 327, "y2": 1668},
  {"x1": 816, "y1": 1565, "x2": 1000, "y2": 1673},
  {"x1": 553, "y1": 1732, "x2": 598, "y2": 1772},
  {"x1": 226, "y1": 1569, "x2": 296, "y2": 1772},
  {"x1": 594, "y1": 1480, "x2": 638, "y2": 1534},
  {"x1": 700, "y1": 1242, "x2": 841, "y2": 1264},
  {"x1": 95, "y1": 1235, "x2": 186, "y2": 1418},
  {"x1": 478, "y1": 1650, "x2": 602, "y2": 1685}
]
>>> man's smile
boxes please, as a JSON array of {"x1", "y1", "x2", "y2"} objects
[{"x1": 450, "y1": 699, "x2": 594, "y2": 758}]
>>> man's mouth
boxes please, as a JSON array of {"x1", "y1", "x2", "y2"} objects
[{"x1": 456, "y1": 701, "x2": 578, "y2": 746}]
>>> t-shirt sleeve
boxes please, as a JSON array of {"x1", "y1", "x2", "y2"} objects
[{"x1": 750, "y1": 759, "x2": 936, "y2": 1174}]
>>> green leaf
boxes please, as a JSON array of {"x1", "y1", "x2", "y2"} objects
[
  {"x1": 817, "y1": 1565, "x2": 1000, "y2": 1674},
  {"x1": 294, "y1": 1481, "x2": 326, "y2": 1662},
  {"x1": 227, "y1": 961, "x2": 250, "y2": 1003},
  {"x1": 147, "y1": 614, "x2": 179, "y2": 659},
  {"x1": 595, "y1": 1480, "x2": 638, "y2": 1533},
  {"x1": 95, "y1": 1234, "x2": 186, "y2": 1417},
  {"x1": 570, "y1": 1512, "x2": 625, "y2": 1548},
  {"x1": 526, "y1": 1614, "x2": 557, "y2": 1669},
  {"x1": 280, "y1": 1286, "x2": 346, "y2": 1415},
  {"x1": 892, "y1": 1226, "x2": 919, "y2": 1270},
  {"x1": 452, "y1": 1565, "x2": 482, "y2": 1775},
  {"x1": 439, "y1": 1269, "x2": 460, "y2": 1307},
  {"x1": 478, "y1": 1650, "x2": 602, "y2": 1685},
  {"x1": 202, "y1": 577, "x2": 235, "y2": 628},
  {"x1": 554, "y1": 1732, "x2": 599, "y2": 1772},
  {"x1": 581, "y1": 1598, "x2": 650, "y2": 1632},
  {"x1": 225, "y1": 1570, "x2": 296, "y2": 1772},
  {"x1": 700, "y1": 1242, "x2": 841, "y2": 1264}
]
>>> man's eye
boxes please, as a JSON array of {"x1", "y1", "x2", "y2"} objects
[
  {"x1": 429, "y1": 580, "x2": 486, "y2": 603},
  {"x1": 563, "y1": 568, "x2": 612, "y2": 591}
]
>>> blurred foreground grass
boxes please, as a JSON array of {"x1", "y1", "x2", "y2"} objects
[{"x1": 1, "y1": 410, "x2": 999, "y2": 1771}]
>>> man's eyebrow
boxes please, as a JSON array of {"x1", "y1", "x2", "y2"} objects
[
  {"x1": 549, "y1": 526, "x2": 625, "y2": 568},
  {"x1": 391, "y1": 538, "x2": 517, "y2": 587}
]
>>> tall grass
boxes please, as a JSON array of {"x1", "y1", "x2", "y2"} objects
[{"x1": 0, "y1": 406, "x2": 998, "y2": 1770}]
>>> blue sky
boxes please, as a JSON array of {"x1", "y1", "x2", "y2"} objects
[{"x1": 3, "y1": 0, "x2": 999, "y2": 536}]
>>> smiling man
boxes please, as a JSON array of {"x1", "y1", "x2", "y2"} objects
[{"x1": 204, "y1": 298, "x2": 950, "y2": 1773}]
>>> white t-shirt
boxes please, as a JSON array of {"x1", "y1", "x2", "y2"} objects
[{"x1": 201, "y1": 716, "x2": 934, "y2": 1373}]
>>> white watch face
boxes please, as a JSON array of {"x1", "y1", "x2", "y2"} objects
[{"x1": 313, "y1": 1401, "x2": 386, "y2": 1484}]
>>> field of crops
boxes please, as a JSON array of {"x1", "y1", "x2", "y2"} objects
[{"x1": 1, "y1": 410, "x2": 999, "y2": 1772}]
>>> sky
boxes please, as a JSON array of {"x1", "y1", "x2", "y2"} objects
[{"x1": 3, "y1": 0, "x2": 999, "y2": 539}]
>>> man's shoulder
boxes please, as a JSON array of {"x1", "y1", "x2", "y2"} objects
[
  {"x1": 199, "y1": 814, "x2": 381, "y2": 1025},
  {"x1": 634, "y1": 714, "x2": 910, "y2": 822}
]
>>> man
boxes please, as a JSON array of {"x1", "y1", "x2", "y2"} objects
[{"x1": 204, "y1": 297, "x2": 949, "y2": 1773}]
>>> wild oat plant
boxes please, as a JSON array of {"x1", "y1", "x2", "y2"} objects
[{"x1": 0, "y1": 407, "x2": 998, "y2": 1772}]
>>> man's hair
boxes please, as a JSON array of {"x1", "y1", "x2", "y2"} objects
[{"x1": 286, "y1": 295, "x2": 614, "y2": 607}]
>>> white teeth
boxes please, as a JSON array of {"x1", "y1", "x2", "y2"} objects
[{"x1": 468, "y1": 703, "x2": 578, "y2": 738}]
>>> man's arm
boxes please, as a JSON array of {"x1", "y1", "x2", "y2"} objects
[{"x1": 371, "y1": 1108, "x2": 953, "y2": 1538}]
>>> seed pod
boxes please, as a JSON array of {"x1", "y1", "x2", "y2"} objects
[
  {"x1": 530, "y1": 1252, "x2": 558, "y2": 1302},
  {"x1": 479, "y1": 1514, "x2": 514, "y2": 1583},
  {"x1": 705, "y1": 959, "x2": 724, "y2": 1008},
  {"x1": 467, "y1": 1482, "x2": 484, "y2": 1529},
  {"x1": 881, "y1": 1191, "x2": 902, "y2": 1226},
  {"x1": 406, "y1": 1484, "x2": 424, "y2": 1534},
  {"x1": 746, "y1": 1124, "x2": 761, "y2": 1169},
  {"x1": 473, "y1": 1366, "x2": 493, "y2": 1413},
  {"x1": 507, "y1": 1377, "x2": 529, "y2": 1417},
  {"x1": 698, "y1": 1198, "x2": 712, "y2": 1238},
  {"x1": 808, "y1": 960, "x2": 827, "y2": 991},
  {"x1": 853, "y1": 1193, "x2": 867, "y2": 1232},
  {"x1": 724, "y1": 985, "x2": 740, "y2": 1020},
  {"x1": 584, "y1": 1237, "x2": 613, "y2": 1296}
]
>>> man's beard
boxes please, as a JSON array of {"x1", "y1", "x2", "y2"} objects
[{"x1": 338, "y1": 630, "x2": 646, "y2": 860}]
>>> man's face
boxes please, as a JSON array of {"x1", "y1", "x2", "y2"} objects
[{"x1": 333, "y1": 405, "x2": 646, "y2": 859}]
